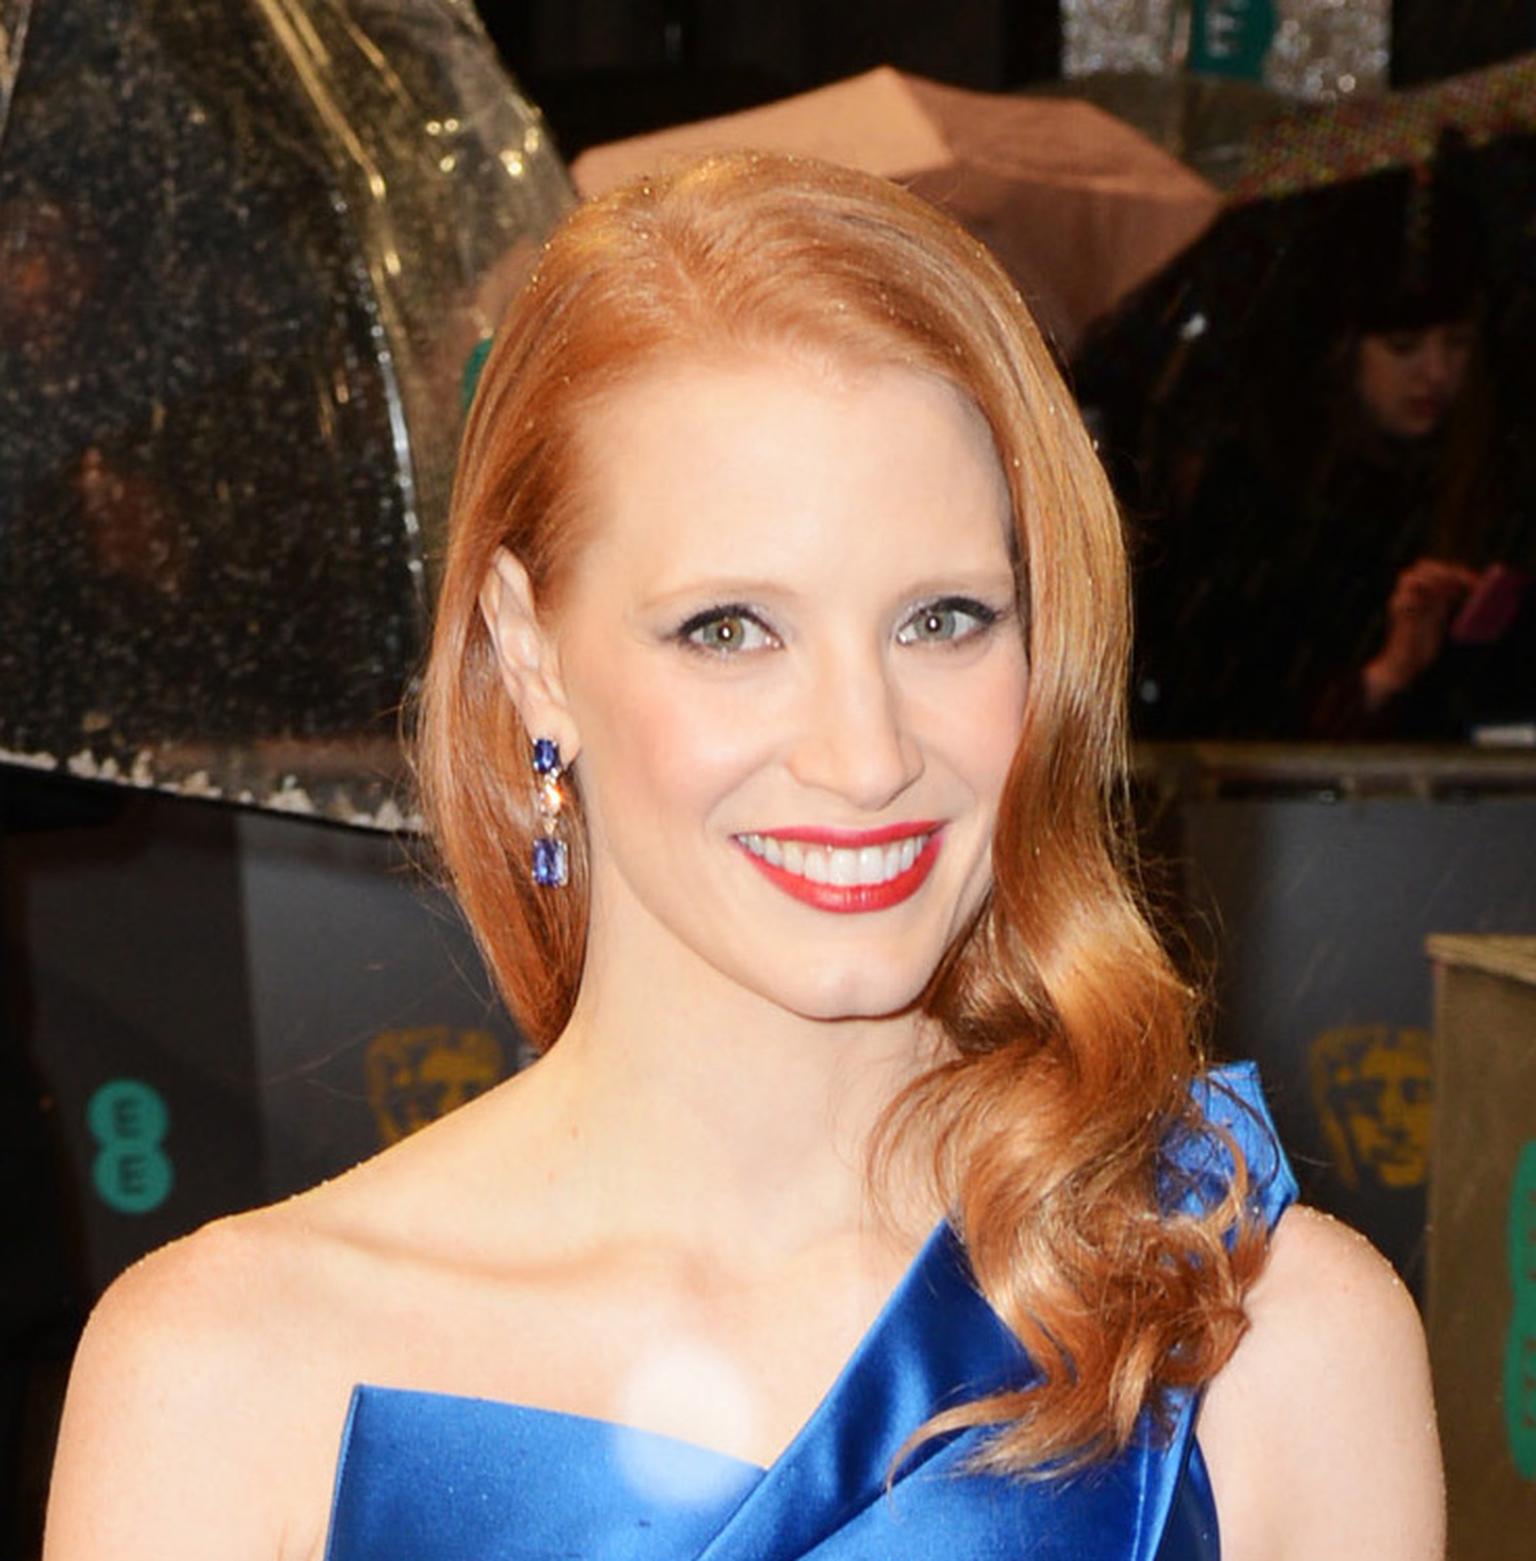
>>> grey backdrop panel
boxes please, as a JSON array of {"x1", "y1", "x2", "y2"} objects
[
  {"x1": 4, "y1": 777, "x2": 262, "y2": 1297},
  {"x1": 236, "y1": 809, "x2": 532, "y2": 1202},
  {"x1": 3, "y1": 772, "x2": 529, "y2": 1303},
  {"x1": 1178, "y1": 794, "x2": 1536, "y2": 1295}
]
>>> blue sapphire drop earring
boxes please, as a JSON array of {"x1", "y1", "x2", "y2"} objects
[{"x1": 531, "y1": 738, "x2": 568, "y2": 888}]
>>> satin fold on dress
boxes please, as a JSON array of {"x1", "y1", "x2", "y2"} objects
[{"x1": 324, "y1": 1062, "x2": 1296, "y2": 1560}]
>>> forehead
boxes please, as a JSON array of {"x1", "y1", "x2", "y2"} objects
[{"x1": 563, "y1": 352, "x2": 1015, "y2": 590}]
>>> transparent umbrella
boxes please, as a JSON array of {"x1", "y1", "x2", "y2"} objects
[{"x1": 0, "y1": 0, "x2": 571, "y2": 824}]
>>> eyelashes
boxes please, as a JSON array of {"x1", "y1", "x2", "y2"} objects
[
  {"x1": 674, "y1": 604, "x2": 778, "y2": 655},
  {"x1": 672, "y1": 596, "x2": 1007, "y2": 657},
  {"x1": 894, "y1": 597, "x2": 1001, "y2": 646}
]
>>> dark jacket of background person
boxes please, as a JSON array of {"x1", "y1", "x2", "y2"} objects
[{"x1": 1136, "y1": 394, "x2": 1533, "y2": 742}]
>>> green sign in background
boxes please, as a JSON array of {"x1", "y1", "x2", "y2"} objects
[
  {"x1": 1507, "y1": 1139, "x2": 1536, "y2": 1480},
  {"x1": 1188, "y1": 0, "x2": 1277, "y2": 83},
  {"x1": 87, "y1": 1078, "x2": 174, "y2": 1215}
]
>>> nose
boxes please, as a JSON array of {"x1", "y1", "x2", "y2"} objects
[
  {"x1": 785, "y1": 641, "x2": 924, "y2": 812},
  {"x1": 1418, "y1": 332, "x2": 1458, "y2": 393}
]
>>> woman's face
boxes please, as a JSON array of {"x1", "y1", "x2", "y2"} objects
[
  {"x1": 1355, "y1": 320, "x2": 1474, "y2": 441},
  {"x1": 545, "y1": 353, "x2": 1028, "y2": 1021}
]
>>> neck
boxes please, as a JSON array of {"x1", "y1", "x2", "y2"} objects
[{"x1": 511, "y1": 895, "x2": 946, "y2": 1273}]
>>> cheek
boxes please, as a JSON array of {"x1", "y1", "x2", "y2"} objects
[
  {"x1": 990, "y1": 655, "x2": 1030, "y2": 770},
  {"x1": 922, "y1": 650, "x2": 1028, "y2": 804},
  {"x1": 1357, "y1": 344, "x2": 1413, "y2": 406},
  {"x1": 1357, "y1": 352, "x2": 1389, "y2": 410},
  {"x1": 573, "y1": 660, "x2": 768, "y2": 840}
]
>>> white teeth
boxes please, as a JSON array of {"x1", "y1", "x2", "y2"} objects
[{"x1": 738, "y1": 832, "x2": 932, "y2": 887}]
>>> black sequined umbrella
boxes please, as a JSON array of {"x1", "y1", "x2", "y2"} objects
[
  {"x1": 1234, "y1": 51, "x2": 1536, "y2": 200},
  {"x1": 0, "y1": 0, "x2": 571, "y2": 822}
]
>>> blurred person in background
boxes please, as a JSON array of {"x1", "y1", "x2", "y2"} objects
[{"x1": 1135, "y1": 151, "x2": 1533, "y2": 742}]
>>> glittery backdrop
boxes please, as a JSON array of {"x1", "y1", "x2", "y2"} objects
[
  {"x1": 0, "y1": 0, "x2": 571, "y2": 824},
  {"x1": 1063, "y1": 0, "x2": 1389, "y2": 102}
]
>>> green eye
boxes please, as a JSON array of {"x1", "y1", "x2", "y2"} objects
[
  {"x1": 896, "y1": 599, "x2": 998, "y2": 646},
  {"x1": 910, "y1": 608, "x2": 962, "y2": 641},
  {"x1": 679, "y1": 608, "x2": 774, "y2": 654}
]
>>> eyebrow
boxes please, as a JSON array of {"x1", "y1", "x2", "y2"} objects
[{"x1": 637, "y1": 568, "x2": 1020, "y2": 613}]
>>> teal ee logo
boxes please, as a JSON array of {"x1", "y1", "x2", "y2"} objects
[{"x1": 87, "y1": 1079, "x2": 173, "y2": 1215}]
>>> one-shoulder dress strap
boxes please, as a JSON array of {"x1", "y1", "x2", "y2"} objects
[
  {"x1": 1148, "y1": 1063, "x2": 1299, "y2": 1561},
  {"x1": 1164, "y1": 1060, "x2": 1300, "y2": 1233}
]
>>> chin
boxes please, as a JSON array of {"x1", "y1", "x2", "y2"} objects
[
  {"x1": 761, "y1": 945, "x2": 941, "y2": 1024},
  {"x1": 1388, "y1": 410, "x2": 1442, "y2": 441}
]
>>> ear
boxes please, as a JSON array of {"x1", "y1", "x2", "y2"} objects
[{"x1": 478, "y1": 548, "x2": 581, "y2": 763}]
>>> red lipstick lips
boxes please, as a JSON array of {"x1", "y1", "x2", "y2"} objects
[{"x1": 734, "y1": 823, "x2": 943, "y2": 914}]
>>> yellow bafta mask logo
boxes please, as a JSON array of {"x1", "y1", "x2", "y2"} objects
[
  {"x1": 1310, "y1": 1024, "x2": 1433, "y2": 1191},
  {"x1": 365, "y1": 1026, "x2": 505, "y2": 1146}
]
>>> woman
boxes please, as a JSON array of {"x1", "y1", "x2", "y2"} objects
[
  {"x1": 1137, "y1": 303, "x2": 1498, "y2": 741},
  {"x1": 44, "y1": 154, "x2": 1441, "y2": 1560},
  {"x1": 1128, "y1": 143, "x2": 1534, "y2": 742}
]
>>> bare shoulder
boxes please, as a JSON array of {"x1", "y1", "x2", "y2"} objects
[
  {"x1": 44, "y1": 1201, "x2": 356, "y2": 1561},
  {"x1": 43, "y1": 1080, "x2": 578, "y2": 1561},
  {"x1": 1198, "y1": 1205, "x2": 1445, "y2": 1561}
]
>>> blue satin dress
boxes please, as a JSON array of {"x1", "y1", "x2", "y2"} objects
[{"x1": 324, "y1": 1063, "x2": 1295, "y2": 1560}]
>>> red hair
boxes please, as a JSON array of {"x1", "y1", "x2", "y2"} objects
[{"x1": 416, "y1": 152, "x2": 1263, "y2": 1475}]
